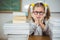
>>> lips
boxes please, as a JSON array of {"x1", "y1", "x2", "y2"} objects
[{"x1": 37, "y1": 17, "x2": 41, "y2": 19}]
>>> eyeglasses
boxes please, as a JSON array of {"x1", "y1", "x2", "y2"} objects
[{"x1": 33, "y1": 11, "x2": 45, "y2": 15}]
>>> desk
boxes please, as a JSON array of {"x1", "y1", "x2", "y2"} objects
[{"x1": 29, "y1": 36, "x2": 50, "y2": 40}]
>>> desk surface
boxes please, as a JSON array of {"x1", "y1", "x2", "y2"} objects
[{"x1": 29, "y1": 36, "x2": 50, "y2": 40}]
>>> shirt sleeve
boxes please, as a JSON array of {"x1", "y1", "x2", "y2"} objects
[
  {"x1": 42, "y1": 20, "x2": 51, "y2": 36},
  {"x1": 28, "y1": 21, "x2": 37, "y2": 35},
  {"x1": 28, "y1": 21, "x2": 42, "y2": 35}
]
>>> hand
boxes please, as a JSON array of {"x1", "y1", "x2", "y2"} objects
[
  {"x1": 32, "y1": 14, "x2": 39, "y2": 25},
  {"x1": 32, "y1": 14, "x2": 45, "y2": 25},
  {"x1": 38, "y1": 14, "x2": 46, "y2": 30},
  {"x1": 38, "y1": 14, "x2": 45, "y2": 23}
]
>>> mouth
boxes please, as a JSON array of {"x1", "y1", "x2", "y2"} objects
[{"x1": 37, "y1": 17, "x2": 41, "y2": 19}]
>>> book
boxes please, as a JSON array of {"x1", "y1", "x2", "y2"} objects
[
  {"x1": 8, "y1": 35, "x2": 28, "y2": 40},
  {"x1": 13, "y1": 12, "x2": 27, "y2": 23},
  {"x1": 13, "y1": 12, "x2": 28, "y2": 16},
  {"x1": 13, "y1": 20, "x2": 27, "y2": 23},
  {"x1": 13, "y1": 16, "x2": 26, "y2": 21},
  {"x1": 4, "y1": 23, "x2": 29, "y2": 34}
]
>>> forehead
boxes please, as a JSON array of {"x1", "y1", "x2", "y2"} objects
[{"x1": 33, "y1": 7, "x2": 45, "y2": 11}]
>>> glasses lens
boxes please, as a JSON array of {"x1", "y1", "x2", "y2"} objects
[{"x1": 33, "y1": 11, "x2": 45, "y2": 15}]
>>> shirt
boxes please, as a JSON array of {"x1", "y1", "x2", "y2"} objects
[{"x1": 27, "y1": 19, "x2": 51, "y2": 36}]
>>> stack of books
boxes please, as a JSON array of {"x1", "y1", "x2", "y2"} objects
[
  {"x1": 49, "y1": 18, "x2": 60, "y2": 40},
  {"x1": 3, "y1": 22, "x2": 29, "y2": 40},
  {"x1": 3, "y1": 12, "x2": 29, "y2": 40},
  {"x1": 13, "y1": 12, "x2": 28, "y2": 23}
]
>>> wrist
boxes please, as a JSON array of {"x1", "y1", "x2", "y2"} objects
[
  {"x1": 39, "y1": 22, "x2": 43, "y2": 25},
  {"x1": 39, "y1": 22, "x2": 45, "y2": 30},
  {"x1": 35, "y1": 21, "x2": 38, "y2": 25},
  {"x1": 39, "y1": 20, "x2": 43, "y2": 24}
]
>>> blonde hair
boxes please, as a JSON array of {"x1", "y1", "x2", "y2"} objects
[{"x1": 27, "y1": 3, "x2": 50, "y2": 21}]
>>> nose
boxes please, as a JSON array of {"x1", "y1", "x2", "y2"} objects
[
  {"x1": 37, "y1": 13, "x2": 40, "y2": 17},
  {"x1": 38, "y1": 13, "x2": 40, "y2": 15}
]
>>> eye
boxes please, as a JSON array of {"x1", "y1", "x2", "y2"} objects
[{"x1": 33, "y1": 11, "x2": 45, "y2": 15}]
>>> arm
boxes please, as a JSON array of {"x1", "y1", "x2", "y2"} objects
[{"x1": 39, "y1": 20, "x2": 51, "y2": 36}]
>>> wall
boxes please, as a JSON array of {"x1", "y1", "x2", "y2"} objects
[{"x1": 22, "y1": 0, "x2": 60, "y2": 12}]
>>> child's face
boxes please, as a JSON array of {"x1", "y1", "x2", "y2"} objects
[{"x1": 32, "y1": 6, "x2": 45, "y2": 19}]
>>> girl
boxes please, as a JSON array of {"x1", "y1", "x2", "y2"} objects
[{"x1": 27, "y1": 2, "x2": 51, "y2": 36}]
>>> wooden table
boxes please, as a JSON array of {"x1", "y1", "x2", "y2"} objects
[{"x1": 29, "y1": 36, "x2": 51, "y2": 40}]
